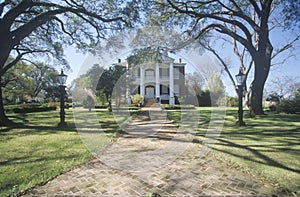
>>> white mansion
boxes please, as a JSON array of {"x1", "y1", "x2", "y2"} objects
[{"x1": 116, "y1": 52, "x2": 186, "y2": 105}]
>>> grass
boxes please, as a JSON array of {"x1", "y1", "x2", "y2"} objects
[
  {"x1": 1, "y1": 107, "x2": 299, "y2": 195},
  {"x1": 166, "y1": 107, "x2": 300, "y2": 195},
  {"x1": 0, "y1": 108, "x2": 119, "y2": 196}
]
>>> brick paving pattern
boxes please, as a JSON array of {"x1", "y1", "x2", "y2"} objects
[{"x1": 24, "y1": 106, "x2": 274, "y2": 196}]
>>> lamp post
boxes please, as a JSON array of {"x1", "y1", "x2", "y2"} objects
[
  {"x1": 235, "y1": 70, "x2": 246, "y2": 126},
  {"x1": 58, "y1": 69, "x2": 68, "y2": 128}
]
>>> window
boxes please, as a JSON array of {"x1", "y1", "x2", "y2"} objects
[
  {"x1": 160, "y1": 68, "x2": 169, "y2": 79},
  {"x1": 145, "y1": 69, "x2": 155, "y2": 79},
  {"x1": 161, "y1": 85, "x2": 169, "y2": 94},
  {"x1": 136, "y1": 68, "x2": 140, "y2": 78},
  {"x1": 174, "y1": 67, "x2": 180, "y2": 79},
  {"x1": 174, "y1": 84, "x2": 180, "y2": 96}
]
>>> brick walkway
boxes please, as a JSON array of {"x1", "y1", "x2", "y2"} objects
[{"x1": 24, "y1": 106, "x2": 274, "y2": 196}]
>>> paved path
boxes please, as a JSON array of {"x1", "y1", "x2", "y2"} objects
[{"x1": 24, "y1": 106, "x2": 274, "y2": 196}]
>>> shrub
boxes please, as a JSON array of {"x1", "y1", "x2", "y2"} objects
[
  {"x1": 4, "y1": 105, "x2": 21, "y2": 113},
  {"x1": 131, "y1": 94, "x2": 143, "y2": 106},
  {"x1": 48, "y1": 102, "x2": 60, "y2": 107},
  {"x1": 13, "y1": 106, "x2": 57, "y2": 113},
  {"x1": 224, "y1": 96, "x2": 238, "y2": 107},
  {"x1": 21, "y1": 103, "x2": 41, "y2": 109},
  {"x1": 277, "y1": 90, "x2": 300, "y2": 114},
  {"x1": 94, "y1": 105, "x2": 109, "y2": 109}
]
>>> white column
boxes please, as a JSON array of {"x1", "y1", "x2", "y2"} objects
[
  {"x1": 140, "y1": 66, "x2": 145, "y2": 98},
  {"x1": 125, "y1": 61, "x2": 131, "y2": 104},
  {"x1": 155, "y1": 63, "x2": 160, "y2": 100},
  {"x1": 169, "y1": 62, "x2": 174, "y2": 104}
]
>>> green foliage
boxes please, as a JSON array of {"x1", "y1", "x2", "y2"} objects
[
  {"x1": 162, "y1": 104, "x2": 195, "y2": 110},
  {"x1": 220, "y1": 96, "x2": 238, "y2": 107},
  {"x1": 4, "y1": 103, "x2": 57, "y2": 113},
  {"x1": 96, "y1": 65, "x2": 126, "y2": 112},
  {"x1": 131, "y1": 94, "x2": 143, "y2": 106},
  {"x1": 97, "y1": 65, "x2": 126, "y2": 97},
  {"x1": 144, "y1": 0, "x2": 300, "y2": 115},
  {"x1": 13, "y1": 106, "x2": 57, "y2": 113},
  {"x1": 74, "y1": 75, "x2": 92, "y2": 90},
  {"x1": 0, "y1": 0, "x2": 140, "y2": 123},
  {"x1": 2, "y1": 59, "x2": 59, "y2": 104},
  {"x1": 277, "y1": 90, "x2": 300, "y2": 114}
]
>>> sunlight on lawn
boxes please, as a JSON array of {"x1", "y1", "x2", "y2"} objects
[
  {"x1": 0, "y1": 109, "x2": 119, "y2": 196},
  {"x1": 167, "y1": 107, "x2": 300, "y2": 194}
]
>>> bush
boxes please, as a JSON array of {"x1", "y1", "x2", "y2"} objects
[
  {"x1": 131, "y1": 94, "x2": 143, "y2": 106},
  {"x1": 277, "y1": 100, "x2": 300, "y2": 114},
  {"x1": 223, "y1": 96, "x2": 238, "y2": 107},
  {"x1": 161, "y1": 104, "x2": 181, "y2": 110},
  {"x1": 13, "y1": 106, "x2": 57, "y2": 113},
  {"x1": 197, "y1": 91, "x2": 211, "y2": 106},
  {"x1": 21, "y1": 103, "x2": 41, "y2": 109},
  {"x1": 277, "y1": 90, "x2": 300, "y2": 114},
  {"x1": 94, "y1": 105, "x2": 109, "y2": 109},
  {"x1": 47, "y1": 102, "x2": 60, "y2": 107},
  {"x1": 4, "y1": 105, "x2": 21, "y2": 113}
]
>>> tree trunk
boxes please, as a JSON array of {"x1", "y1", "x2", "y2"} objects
[
  {"x1": 108, "y1": 100, "x2": 112, "y2": 112},
  {"x1": 250, "y1": 54, "x2": 271, "y2": 115},
  {"x1": 0, "y1": 37, "x2": 12, "y2": 126},
  {"x1": 0, "y1": 84, "x2": 12, "y2": 126}
]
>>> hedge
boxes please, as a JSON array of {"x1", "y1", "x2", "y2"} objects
[{"x1": 13, "y1": 106, "x2": 57, "y2": 113}]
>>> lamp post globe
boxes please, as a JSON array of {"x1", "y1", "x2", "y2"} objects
[
  {"x1": 58, "y1": 69, "x2": 68, "y2": 128},
  {"x1": 235, "y1": 70, "x2": 246, "y2": 126},
  {"x1": 58, "y1": 69, "x2": 67, "y2": 85}
]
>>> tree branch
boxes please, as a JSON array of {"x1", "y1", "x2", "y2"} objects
[
  {"x1": 201, "y1": 42, "x2": 238, "y2": 96},
  {"x1": 167, "y1": 0, "x2": 259, "y2": 38},
  {"x1": 271, "y1": 34, "x2": 300, "y2": 59},
  {"x1": 249, "y1": 0, "x2": 262, "y2": 17}
]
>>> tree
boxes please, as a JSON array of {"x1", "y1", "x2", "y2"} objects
[
  {"x1": 0, "y1": 0, "x2": 138, "y2": 125},
  {"x1": 97, "y1": 65, "x2": 126, "y2": 112},
  {"x1": 72, "y1": 64, "x2": 105, "y2": 107},
  {"x1": 2, "y1": 59, "x2": 59, "y2": 103},
  {"x1": 185, "y1": 72, "x2": 205, "y2": 97},
  {"x1": 149, "y1": 0, "x2": 300, "y2": 115},
  {"x1": 205, "y1": 73, "x2": 225, "y2": 105},
  {"x1": 278, "y1": 89, "x2": 300, "y2": 114},
  {"x1": 27, "y1": 63, "x2": 59, "y2": 99},
  {"x1": 266, "y1": 76, "x2": 300, "y2": 99}
]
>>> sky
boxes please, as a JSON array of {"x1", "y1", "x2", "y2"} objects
[{"x1": 64, "y1": 30, "x2": 300, "y2": 97}]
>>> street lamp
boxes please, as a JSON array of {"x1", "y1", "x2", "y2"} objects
[
  {"x1": 58, "y1": 69, "x2": 68, "y2": 128},
  {"x1": 235, "y1": 70, "x2": 246, "y2": 126}
]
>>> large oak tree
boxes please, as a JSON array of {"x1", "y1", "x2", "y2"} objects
[
  {"x1": 149, "y1": 0, "x2": 299, "y2": 115},
  {"x1": 0, "y1": 0, "x2": 138, "y2": 125}
]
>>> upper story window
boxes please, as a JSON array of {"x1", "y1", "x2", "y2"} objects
[
  {"x1": 160, "y1": 68, "x2": 169, "y2": 79},
  {"x1": 174, "y1": 67, "x2": 180, "y2": 79},
  {"x1": 145, "y1": 69, "x2": 155, "y2": 80}
]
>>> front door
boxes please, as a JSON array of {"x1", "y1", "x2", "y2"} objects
[{"x1": 145, "y1": 86, "x2": 155, "y2": 98}]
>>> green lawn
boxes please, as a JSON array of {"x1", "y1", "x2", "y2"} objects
[
  {"x1": 166, "y1": 107, "x2": 300, "y2": 195},
  {"x1": 1, "y1": 107, "x2": 299, "y2": 196},
  {"x1": 0, "y1": 108, "x2": 118, "y2": 196}
]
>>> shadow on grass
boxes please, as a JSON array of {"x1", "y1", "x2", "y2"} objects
[{"x1": 195, "y1": 133, "x2": 300, "y2": 174}]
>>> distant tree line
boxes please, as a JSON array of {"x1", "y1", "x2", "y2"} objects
[{"x1": 3, "y1": 58, "x2": 60, "y2": 104}]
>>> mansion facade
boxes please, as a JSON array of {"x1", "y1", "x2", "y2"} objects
[{"x1": 116, "y1": 53, "x2": 186, "y2": 105}]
